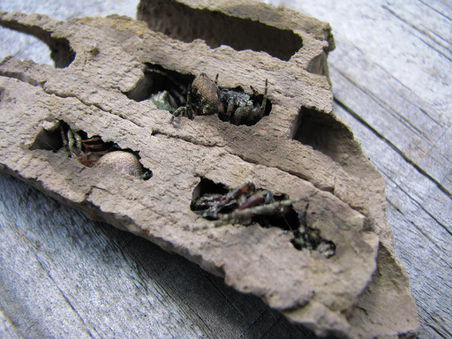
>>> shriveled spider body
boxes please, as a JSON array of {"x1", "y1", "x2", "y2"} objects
[
  {"x1": 218, "y1": 80, "x2": 268, "y2": 125},
  {"x1": 95, "y1": 151, "x2": 147, "y2": 178},
  {"x1": 215, "y1": 199, "x2": 296, "y2": 226},
  {"x1": 193, "y1": 182, "x2": 256, "y2": 220},
  {"x1": 60, "y1": 124, "x2": 151, "y2": 179},
  {"x1": 62, "y1": 127, "x2": 110, "y2": 167},
  {"x1": 192, "y1": 182, "x2": 294, "y2": 226},
  {"x1": 150, "y1": 90, "x2": 178, "y2": 113},
  {"x1": 191, "y1": 73, "x2": 224, "y2": 116},
  {"x1": 171, "y1": 73, "x2": 223, "y2": 126},
  {"x1": 171, "y1": 73, "x2": 267, "y2": 126}
]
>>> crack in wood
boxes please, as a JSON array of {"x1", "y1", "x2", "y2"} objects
[
  {"x1": 333, "y1": 66, "x2": 432, "y2": 139},
  {"x1": 381, "y1": 5, "x2": 452, "y2": 61},
  {"x1": 0, "y1": 69, "x2": 145, "y2": 128},
  {"x1": 417, "y1": 0, "x2": 452, "y2": 22},
  {"x1": 14, "y1": 226, "x2": 98, "y2": 338},
  {"x1": 386, "y1": 175, "x2": 451, "y2": 236},
  {"x1": 334, "y1": 98, "x2": 450, "y2": 197}
]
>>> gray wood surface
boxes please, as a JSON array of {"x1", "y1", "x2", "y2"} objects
[{"x1": 0, "y1": 0, "x2": 450, "y2": 338}]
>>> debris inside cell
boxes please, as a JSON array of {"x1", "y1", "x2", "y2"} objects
[
  {"x1": 291, "y1": 204, "x2": 336, "y2": 258},
  {"x1": 191, "y1": 179, "x2": 335, "y2": 257},
  {"x1": 31, "y1": 121, "x2": 152, "y2": 180},
  {"x1": 172, "y1": 73, "x2": 269, "y2": 126}
]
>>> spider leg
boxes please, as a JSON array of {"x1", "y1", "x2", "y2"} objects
[
  {"x1": 214, "y1": 199, "x2": 296, "y2": 226},
  {"x1": 222, "y1": 97, "x2": 234, "y2": 121},
  {"x1": 166, "y1": 91, "x2": 180, "y2": 109},
  {"x1": 257, "y1": 79, "x2": 268, "y2": 117},
  {"x1": 60, "y1": 124, "x2": 69, "y2": 154},
  {"x1": 248, "y1": 79, "x2": 268, "y2": 123},
  {"x1": 77, "y1": 151, "x2": 109, "y2": 167},
  {"x1": 67, "y1": 128, "x2": 82, "y2": 157},
  {"x1": 230, "y1": 105, "x2": 250, "y2": 125},
  {"x1": 81, "y1": 136, "x2": 106, "y2": 152},
  {"x1": 226, "y1": 182, "x2": 255, "y2": 201},
  {"x1": 170, "y1": 106, "x2": 185, "y2": 128},
  {"x1": 170, "y1": 83, "x2": 195, "y2": 127},
  {"x1": 185, "y1": 83, "x2": 194, "y2": 119}
]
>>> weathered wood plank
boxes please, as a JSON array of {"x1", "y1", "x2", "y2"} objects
[
  {"x1": 333, "y1": 102, "x2": 451, "y2": 338},
  {"x1": 0, "y1": 309, "x2": 21, "y2": 339},
  {"x1": 381, "y1": 1, "x2": 452, "y2": 61},
  {"x1": 331, "y1": 67, "x2": 450, "y2": 223},
  {"x1": 284, "y1": 0, "x2": 451, "y2": 115}
]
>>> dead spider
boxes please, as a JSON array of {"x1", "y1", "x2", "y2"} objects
[
  {"x1": 291, "y1": 204, "x2": 336, "y2": 258},
  {"x1": 60, "y1": 125, "x2": 113, "y2": 167},
  {"x1": 171, "y1": 73, "x2": 268, "y2": 127},
  {"x1": 218, "y1": 79, "x2": 268, "y2": 125},
  {"x1": 59, "y1": 123, "x2": 152, "y2": 180},
  {"x1": 171, "y1": 73, "x2": 223, "y2": 126},
  {"x1": 150, "y1": 90, "x2": 179, "y2": 113},
  {"x1": 191, "y1": 180, "x2": 335, "y2": 257},
  {"x1": 191, "y1": 182, "x2": 295, "y2": 227},
  {"x1": 146, "y1": 67, "x2": 188, "y2": 116}
]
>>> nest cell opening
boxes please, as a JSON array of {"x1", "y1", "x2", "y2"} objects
[
  {"x1": 0, "y1": 23, "x2": 75, "y2": 68},
  {"x1": 138, "y1": 0, "x2": 303, "y2": 61},
  {"x1": 191, "y1": 178, "x2": 335, "y2": 257},
  {"x1": 292, "y1": 107, "x2": 358, "y2": 165},
  {"x1": 126, "y1": 64, "x2": 272, "y2": 126},
  {"x1": 30, "y1": 121, "x2": 152, "y2": 180}
]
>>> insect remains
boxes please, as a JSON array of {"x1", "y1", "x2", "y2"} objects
[
  {"x1": 61, "y1": 124, "x2": 113, "y2": 167},
  {"x1": 190, "y1": 178, "x2": 335, "y2": 257},
  {"x1": 124, "y1": 64, "x2": 271, "y2": 127},
  {"x1": 291, "y1": 204, "x2": 336, "y2": 258},
  {"x1": 172, "y1": 73, "x2": 270, "y2": 127},
  {"x1": 30, "y1": 121, "x2": 152, "y2": 180},
  {"x1": 124, "y1": 64, "x2": 194, "y2": 126}
]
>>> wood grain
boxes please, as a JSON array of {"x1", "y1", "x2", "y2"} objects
[{"x1": 0, "y1": 0, "x2": 450, "y2": 337}]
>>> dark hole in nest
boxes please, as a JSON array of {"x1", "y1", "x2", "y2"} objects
[
  {"x1": 290, "y1": 206, "x2": 336, "y2": 258},
  {"x1": 292, "y1": 107, "x2": 357, "y2": 165},
  {"x1": 191, "y1": 178, "x2": 298, "y2": 229},
  {"x1": 125, "y1": 64, "x2": 272, "y2": 126},
  {"x1": 191, "y1": 178, "x2": 335, "y2": 257},
  {"x1": 30, "y1": 120, "x2": 152, "y2": 180},
  {"x1": 125, "y1": 63, "x2": 194, "y2": 104},
  {"x1": 191, "y1": 178, "x2": 229, "y2": 206},
  {"x1": 138, "y1": 0, "x2": 303, "y2": 61},
  {"x1": 0, "y1": 22, "x2": 75, "y2": 68},
  {"x1": 306, "y1": 52, "x2": 328, "y2": 76}
]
